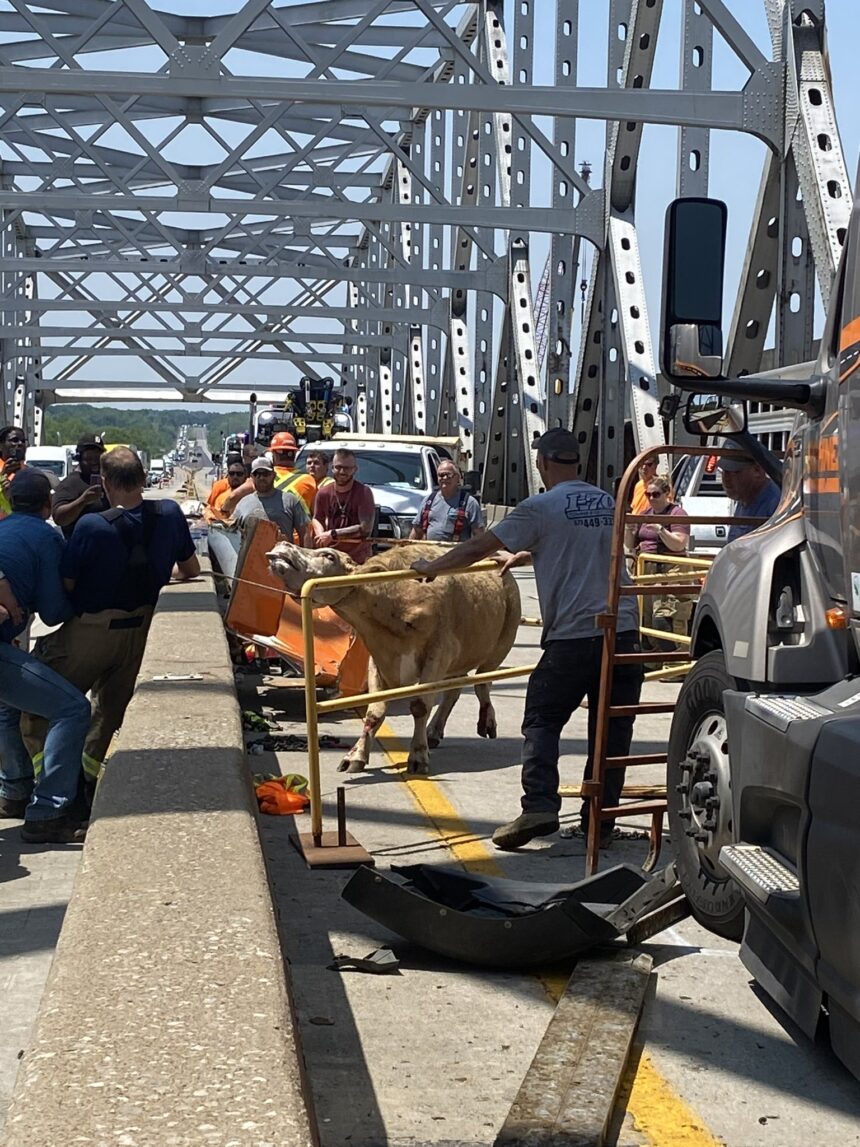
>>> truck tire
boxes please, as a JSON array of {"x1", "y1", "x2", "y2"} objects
[{"x1": 667, "y1": 650, "x2": 746, "y2": 941}]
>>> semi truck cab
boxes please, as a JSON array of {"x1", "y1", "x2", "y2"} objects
[{"x1": 658, "y1": 164, "x2": 860, "y2": 1080}]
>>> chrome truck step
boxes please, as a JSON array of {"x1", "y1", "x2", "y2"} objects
[{"x1": 719, "y1": 844, "x2": 800, "y2": 904}]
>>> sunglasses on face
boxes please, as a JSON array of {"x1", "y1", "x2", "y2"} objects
[
  {"x1": 228, "y1": 470, "x2": 245, "y2": 477},
  {"x1": 646, "y1": 490, "x2": 666, "y2": 499}
]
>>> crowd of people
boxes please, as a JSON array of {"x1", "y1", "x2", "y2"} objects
[
  {"x1": 0, "y1": 434, "x2": 199, "y2": 844},
  {"x1": 0, "y1": 415, "x2": 779, "y2": 855},
  {"x1": 204, "y1": 438, "x2": 488, "y2": 561}
]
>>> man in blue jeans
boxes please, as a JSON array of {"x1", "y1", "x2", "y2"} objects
[
  {"x1": 0, "y1": 470, "x2": 90, "y2": 843},
  {"x1": 412, "y1": 428, "x2": 644, "y2": 850}
]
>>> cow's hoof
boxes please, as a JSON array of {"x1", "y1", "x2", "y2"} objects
[
  {"x1": 406, "y1": 756, "x2": 430, "y2": 775},
  {"x1": 426, "y1": 733, "x2": 442, "y2": 749},
  {"x1": 477, "y1": 721, "x2": 498, "y2": 739},
  {"x1": 338, "y1": 757, "x2": 364, "y2": 773}
]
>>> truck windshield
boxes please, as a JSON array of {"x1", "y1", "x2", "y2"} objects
[
  {"x1": 27, "y1": 460, "x2": 65, "y2": 478},
  {"x1": 298, "y1": 450, "x2": 424, "y2": 490}
]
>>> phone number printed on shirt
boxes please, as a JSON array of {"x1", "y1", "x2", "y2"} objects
[{"x1": 564, "y1": 491, "x2": 615, "y2": 528}]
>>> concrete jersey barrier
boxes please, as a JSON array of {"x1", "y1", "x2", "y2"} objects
[{"x1": 2, "y1": 564, "x2": 316, "y2": 1147}]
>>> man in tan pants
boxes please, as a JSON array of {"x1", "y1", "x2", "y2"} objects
[{"x1": 24, "y1": 448, "x2": 199, "y2": 793}]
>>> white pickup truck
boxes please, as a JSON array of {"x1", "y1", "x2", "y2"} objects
[{"x1": 294, "y1": 435, "x2": 465, "y2": 543}]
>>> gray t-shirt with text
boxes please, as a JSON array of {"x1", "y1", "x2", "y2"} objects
[
  {"x1": 492, "y1": 480, "x2": 639, "y2": 644},
  {"x1": 234, "y1": 489, "x2": 309, "y2": 538},
  {"x1": 412, "y1": 489, "x2": 484, "y2": 542}
]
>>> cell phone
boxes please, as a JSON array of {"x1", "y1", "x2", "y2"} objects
[{"x1": 89, "y1": 474, "x2": 102, "y2": 487}]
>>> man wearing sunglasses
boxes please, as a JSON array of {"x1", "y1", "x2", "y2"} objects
[
  {"x1": 410, "y1": 462, "x2": 484, "y2": 543},
  {"x1": 204, "y1": 454, "x2": 246, "y2": 523}
]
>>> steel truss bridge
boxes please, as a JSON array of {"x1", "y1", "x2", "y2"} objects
[{"x1": 0, "y1": 0, "x2": 852, "y2": 502}]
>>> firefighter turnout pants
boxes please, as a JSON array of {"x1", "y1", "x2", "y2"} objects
[{"x1": 22, "y1": 608, "x2": 154, "y2": 780}]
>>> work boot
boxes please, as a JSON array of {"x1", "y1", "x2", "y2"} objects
[
  {"x1": 492, "y1": 812, "x2": 559, "y2": 851},
  {"x1": 21, "y1": 818, "x2": 87, "y2": 845},
  {"x1": 0, "y1": 796, "x2": 29, "y2": 819}
]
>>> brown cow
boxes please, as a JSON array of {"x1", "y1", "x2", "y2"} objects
[{"x1": 267, "y1": 542, "x2": 521, "y2": 774}]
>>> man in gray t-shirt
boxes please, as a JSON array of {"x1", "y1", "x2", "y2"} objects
[
  {"x1": 411, "y1": 428, "x2": 643, "y2": 852},
  {"x1": 233, "y1": 457, "x2": 310, "y2": 541},
  {"x1": 410, "y1": 461, "x2": 484, "y2": 543}
]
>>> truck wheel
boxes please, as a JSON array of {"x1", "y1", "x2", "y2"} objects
[{"x1": 667, "y1": 649, "x2": 746, "y2": 941}]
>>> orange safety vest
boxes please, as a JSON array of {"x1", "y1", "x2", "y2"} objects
[{"x1": 273, "y1": 467, "x2": 317, "y2": 515}]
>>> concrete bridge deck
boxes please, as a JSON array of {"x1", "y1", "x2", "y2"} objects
[{"x1": 2, "y1": 501, "x2": 859, "y2": 1145}]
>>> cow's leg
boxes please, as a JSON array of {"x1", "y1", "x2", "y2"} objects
[
  {"x1": 407, "y1": 651, "x2": 453, "y2": 774},
  {"x1": 339, "y1": 659, "x2": 386, "y2": 773},
  {"x1": 474, "y1": 681, "x2": 498, "y2": 739},
  {"x1": 407, "y1": 692, "x2": 435, "y2": 775},
  {"x1": 426, "y1": 687, "x2": 461, "y2": 748}
]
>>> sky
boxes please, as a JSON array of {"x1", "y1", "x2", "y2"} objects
[{"x1": 26, "y1": 0, "x2": 859, "y2": 413}]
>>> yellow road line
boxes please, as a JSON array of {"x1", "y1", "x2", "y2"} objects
[
  {"x1": 374, "y1": 720, "x2": 502, "y2": 876},
  {"x1": 623, "y1": 1053, "x2": 723, "y2": 1146},
  {"x1": 373, "y1": 717, "x2": 721, "y2": 1147}
]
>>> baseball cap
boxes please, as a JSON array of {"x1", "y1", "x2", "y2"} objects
[
  {"x1": 531, "y1": 427, "x2": 581, "y2": 463},
  {"x1": 716, "y1": 442, "x2": 755, "y2": 472},
  {"x1": 251, "y1": 456, "x2": 274, "y2": 473},
  {"x1": 10, "y1": 468, "x2": 51, "y2": 511},
  {"x1": 76, "y1": 434, "x2": 104, "y2": 453}
]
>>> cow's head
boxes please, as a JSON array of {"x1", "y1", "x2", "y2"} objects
[{"x1": 266, "y1": 542, "x2": 357, "y2": 604}]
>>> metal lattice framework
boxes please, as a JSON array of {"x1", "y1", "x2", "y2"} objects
[{"x1": 0, "y1": 0, "x2": 852, "y2": 501}]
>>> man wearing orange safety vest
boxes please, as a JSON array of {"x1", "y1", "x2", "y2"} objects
[{"x1": 269, "y1": 431, "x2": 317, "y2": 516}]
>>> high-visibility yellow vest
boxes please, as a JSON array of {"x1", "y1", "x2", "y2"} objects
[{"x1": 273, "y1": 467, "x2": 316, "y2": 515}]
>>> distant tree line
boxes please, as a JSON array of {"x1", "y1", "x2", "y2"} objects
[{"x1": 42, "y1": 405, "x2": 247, "y2": 460}]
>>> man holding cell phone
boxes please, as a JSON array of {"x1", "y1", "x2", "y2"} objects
[{"x1": 52, "y1": 436, "x2": 109, "y2": 538}]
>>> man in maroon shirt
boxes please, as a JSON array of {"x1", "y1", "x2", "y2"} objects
[{"x1": 311, "y1": 448, "x2": 376, "y2": 564}]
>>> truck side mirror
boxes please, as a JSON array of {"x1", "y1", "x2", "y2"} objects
[
  {"x1": 683, "y1": 393, "x2": 747, "y2": 437},
  {"x1": 661, "y1": 197, "x2": 728, "y2": 382}
]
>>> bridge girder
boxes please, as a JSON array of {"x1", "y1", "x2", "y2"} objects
[{"x1": 0, "y1": 0, "x2": 851, "y2": 502}]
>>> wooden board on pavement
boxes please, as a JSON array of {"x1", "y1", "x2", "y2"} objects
[{"x1": 494, "y1": 950, "x2": 653, "y2": 1147}]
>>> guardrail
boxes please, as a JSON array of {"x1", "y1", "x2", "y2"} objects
[
  {"x1": 298, "y1": 560, "x2": 537, "y2": 857},
  {"x1": 632, "y1": 551, "x2": 712, "y2": 680}
]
